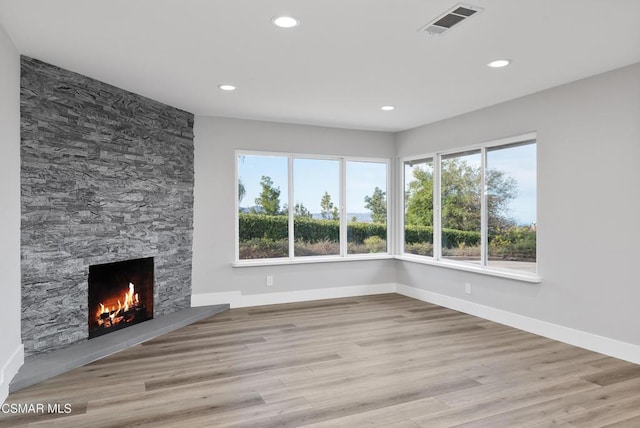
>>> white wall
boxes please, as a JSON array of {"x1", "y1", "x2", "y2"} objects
[
  {"x1": 396, "y1": 62, "x2": 640, "y2": 352},
  {"x1": 0, "y1": 23, "x2": 23, "y2": 403},
  {"x1": 192, "y1": 116, "x2": 397, "y2": 306}
]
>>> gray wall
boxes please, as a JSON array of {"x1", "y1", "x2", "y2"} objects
[
  {"x1": 21, "y1": 57, "x2": 195, "y2": 357},
  {"x1": 0, "y1": 23, "x2": 22, "y2": 401},
  {"x1": 396, "y1": 62, "x2": 640, "y2": 346},
  {"x1": 192, "y1": 116, "x2": 396, "y2": 299}
]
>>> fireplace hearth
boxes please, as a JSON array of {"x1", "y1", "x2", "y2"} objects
[{"x1": 88, "y1": 257, "x2": 154, "y2": 339}]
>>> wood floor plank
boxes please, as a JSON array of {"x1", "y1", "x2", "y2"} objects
[
  {"x1": 602, "y1": 414, "x2": 640, "y2": 428},
  {"x1": 145, "y1": 352, "x2": 342, "y2": 391},
  {"x1": 411, "y1": 378, "x2": 599, "y2": 427},
  {"x1": 301, "y1": 397, "x2": 446, "y2": 427},
  {"x1": 450, "y1": 396, "x2": 586, "y2": 428},
  {"x1": 581, "y1": 365, "x2": 640, "y2": 387},
  {"x1": 177, "y1": 397, "x2": 313, "y2": 428},
  {"x1": 236, "y1": 377, "x2": 476, "y2": 428},
  {"x1": 2, "y1": 294, "x2": 639, "y2": 427},
  {"x1": 30, "y1": 390, "x2": 265, "y2": 428},
  {"x1": 563, "y1": 394, "x2": 640, "y2": 427}
]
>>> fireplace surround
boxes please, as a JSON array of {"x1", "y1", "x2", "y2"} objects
[{"x1": 20, "y1": 57, "x2": 195, "y2": 358}]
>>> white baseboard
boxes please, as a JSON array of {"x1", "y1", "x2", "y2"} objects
[
  {"x1": 1, "y1": 343, "x2": 24, "y2": 404},
  {"x1": 396, "y1": 283, "x2": 640, "y2": 365},
  {"x1": 191, "y1": 283, "x2": 397, "y2": 309}
]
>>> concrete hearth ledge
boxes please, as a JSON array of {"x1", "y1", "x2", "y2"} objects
[{"x1": 10, "y1": 304, "x2": 229, "y2": 393}]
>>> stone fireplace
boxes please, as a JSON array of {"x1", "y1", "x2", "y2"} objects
[{"x1": 20, "y1": 57, "x2": 195, "y2": 358}]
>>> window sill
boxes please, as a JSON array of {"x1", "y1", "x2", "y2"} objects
[
  {"x1": 394, "y1": 254, "x2": 541, "y2": 283},
  {"x1": 232, "y1": 253, "x2": 540, "y2": 283},
  {"x1": 233, "y1": 253, "x2": 394, "y2": 268}
]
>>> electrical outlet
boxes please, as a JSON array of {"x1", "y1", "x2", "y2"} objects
[
  {"x1": 465, "y1": 282, "x2": 471, "y2": 294},
  {"x1": 266, "y1": 275, "x2": 274, "y2": 287}
]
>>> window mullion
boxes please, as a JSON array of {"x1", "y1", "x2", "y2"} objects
[
  {"x1": 288, "y1": 156, "x2": 295, "y2": 259},
  {"x1": 434, "y1": 154, "x2": 442, "y2": 260},
  {"x1": 234, "y1": 152, "x2": 240, "y2": 262},
  {"x1": 480, "y1": 148, "x2": 488, "y2": 267},
  {"x1": 339, "y1": 158, "x2": 347, "y2": 257},
  {"x1": 392, "y1": 158, "x2": 399, "y2": 255}
]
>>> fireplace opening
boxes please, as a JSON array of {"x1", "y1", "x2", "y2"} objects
[{"x1": 88, "y1": 257, "x2": 154, "y2": 339}]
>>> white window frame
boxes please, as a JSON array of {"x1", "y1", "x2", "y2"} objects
[
  {"x1": 234, "y1": 150, "x2": 392, "y2": 266},
  {"x1": 398, "y1": 132, "x2": 540, "y2": 283}
]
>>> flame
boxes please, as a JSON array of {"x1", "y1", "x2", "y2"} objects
[
  {"x1": 95, "y1": 282, "x2": 142, "y2": 328},
  {"x1": 122, "y1": 282, "x2": 139, "y2": 311}
]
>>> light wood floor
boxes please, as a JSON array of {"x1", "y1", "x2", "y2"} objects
[{"x1": 3, "y1": 294, "x2": 640, "y2": 427}]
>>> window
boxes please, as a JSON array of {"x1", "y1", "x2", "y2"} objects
[
  {"x1": 293, "y1": 158, "x2": 340, "y2": 256},
  {"x1": 440, "y1": 150, "x2": 482, "y2": 264},
  {"x1": 237, "y1": 154, "x2": 288, "y2": 259},
  {"x1": 486, "y1": 142, "x2": 537, "y2": 273},
  {"x1": 347, "y1": 161, "x2": 388, "y2": 254},
  {"x1": 236, "y1": 152, "x2": 389, "y2": 262},
  {"x1": 404, "y1": 158, "x2": 434, "y2": 256},
  {"x1": 402, "y1": 134, "x2": 537, "y2": 275}
]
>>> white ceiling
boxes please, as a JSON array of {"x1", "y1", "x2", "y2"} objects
[{"x1": 1, "y1": 0, "x2": 639, "y2": 132}]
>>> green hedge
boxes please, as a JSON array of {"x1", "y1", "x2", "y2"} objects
[
  {"x1": 294, "y1": 217, "x2": 340, "y2": 242},
  {"x1": 404, "y1": 224, "x2": 481, "y2": 247},
  {"x1": 239, "y1": 213, "x2": 481, "y2": 247},
  {"x1": 404, "y1": 225, "x2": 433, "y2": 245},
  {"x1": 238, "y1": 214, "x2": 288, "y2": 241},
  {"x1": 348, "y1": 222, "x2": 387, "y2": 244},
  {"x1": 441, "y1": 227, "x2": 481, "y2": 247}
]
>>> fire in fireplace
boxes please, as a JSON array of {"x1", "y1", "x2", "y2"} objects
[{"x1": 88, "y1": 257, "x2": 154, "y2": 338}]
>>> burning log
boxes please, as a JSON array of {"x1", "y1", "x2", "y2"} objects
[{"x1": 94, "y1": 282, "x2": 144, "y2": 328}]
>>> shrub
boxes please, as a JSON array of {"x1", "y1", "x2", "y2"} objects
[
  {"x1": 441, "y1": 243, "x2": 481, "y2": 257},
  {"x1": 347, "y1": 222, "x2": 387, "y2": 244},
  {"x1": 404, "y1": 224, "x2": 480, "y2": 248},
  {"x1": 238, "y1": 238, "x2": 288, "y2": 259},
  {"x1": 441, "y1": 228, "x2": 481, "y2": 248},
  {"x1": 489, "y1": 226, "x2": 536, "y2": 260},
  {"x1": 239, "y1": 213, "x2": 390, "y2": 245},
  {"x1": 363, "y1": 236, "x2": 386, "y2": 253},
  {"x1": 240, "y1": 213, "x2": 481, "y2": 249},
  {"x1": 294, "y1": 239, "x2": 340, "y2": 256},
  {"x1": 404, "y1": 242, "x2": 433, "y2": 256},
  {"x1": 239, "y1": 214, "x2": 288, "y2": 241},
  {"x1": 294, "y1": 217, "x2": 340, "y2": 243},
  {"x1": 348, "y1": 239, "x2": 388, "y2": 254},
  {"x1": 404, "y1": 225, "x2": 433, "y2": 246},
  {"x1": 238, "y1": 214, "x2": 534, "y2": 262}
]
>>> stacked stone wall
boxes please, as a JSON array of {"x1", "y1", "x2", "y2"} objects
[{"x1": 21, "y1": 57, "x2": 194, "y2": 357}]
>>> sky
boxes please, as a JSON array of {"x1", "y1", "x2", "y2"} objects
[
  {"x1": 487, "y1": 143, "x2": 537, "y2": 225},
  {"x1": 239, "y1": 144, "x2": 536, "y2": 225}
]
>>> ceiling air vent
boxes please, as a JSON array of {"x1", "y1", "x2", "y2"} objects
[{"x1": 419, "y1": 3, "x2": 483, "y2": 36}]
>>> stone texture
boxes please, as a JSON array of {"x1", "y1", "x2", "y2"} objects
[{"x1": 20, "y1": 56, "x2": 195, "y2": 358}]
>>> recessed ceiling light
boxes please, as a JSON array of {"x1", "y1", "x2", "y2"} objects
[
  {"x1": 218, "y1": 84, "x2": 236, "y2": 91},
  {"x1": 273, "y1": 16, "x2": 299, "y2": 28},
  {"x1": 381, "y1": 105, "x2": 395, "y2": 111},
  {"x1": 487, "y1": 59, "x2": 511, "y2": 68}
]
